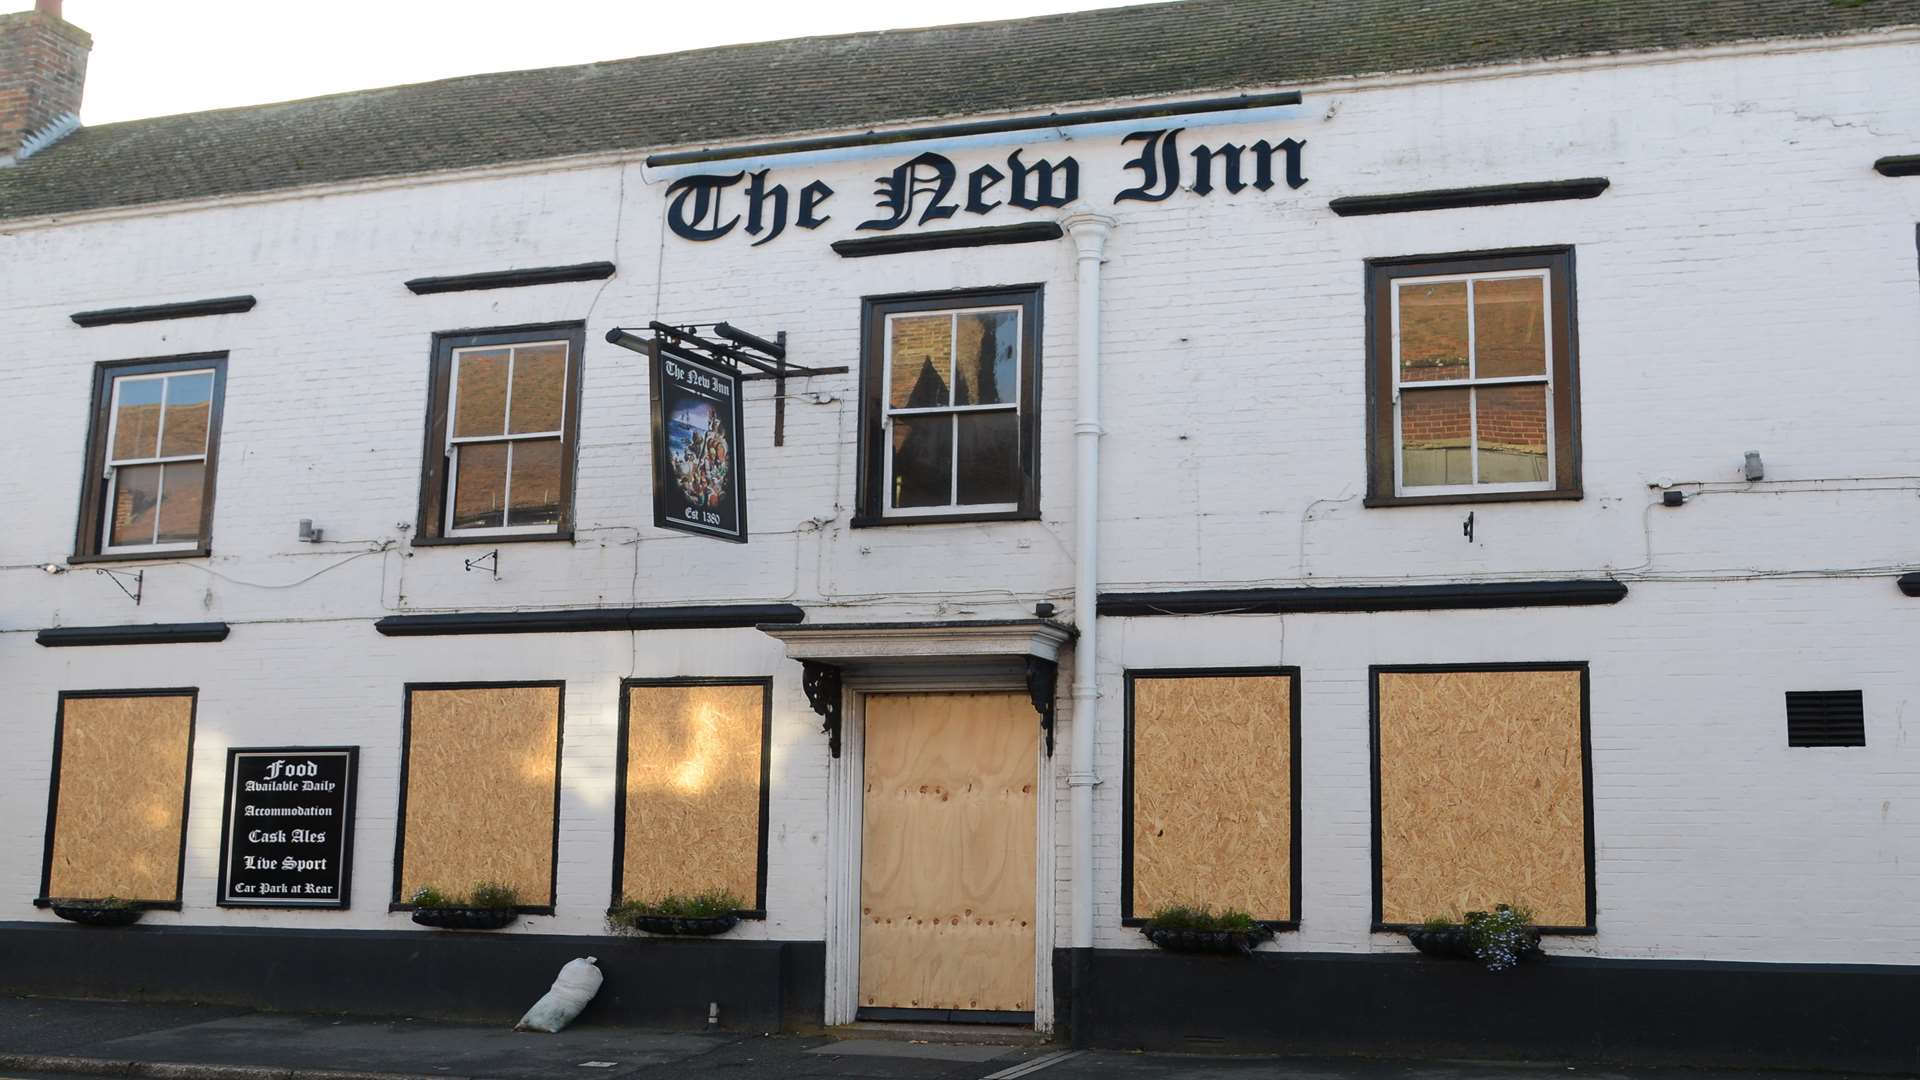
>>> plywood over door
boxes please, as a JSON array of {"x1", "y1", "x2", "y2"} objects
[{"x1": 860, "y1": 692, "x2": 1036, "y2": 1014}]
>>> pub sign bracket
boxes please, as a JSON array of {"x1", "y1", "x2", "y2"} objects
[{"x1": 605, "y1": 321, "x2": 849, "y2": 447}]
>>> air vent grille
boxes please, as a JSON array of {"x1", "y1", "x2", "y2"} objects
[{"x1": 1785, "y1": 690, "x2": 1865, "y2": 747}]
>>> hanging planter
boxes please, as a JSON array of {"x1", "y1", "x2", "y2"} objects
[
  {"x1": 408, "y1": 882, "x2": 521, "y2": 931},
  {"x1": 608, "y1": 889, "x2": 745, "y2": 938},
  {"x1": 411, "y1": 906, "x2": 519, "y2": 931},
  {"x1": 1406, "y1": 905, "x2": 1541, "y2": 970},
  {"x1": 617, "y1": 914, "x2": 740, "y2": 937},
  {"x1": 1138, "y1": 904, "x2": 1272, "y2": 957},
  {"x1": 50, "y1": 898, "x2": 143, "y2": 927}
]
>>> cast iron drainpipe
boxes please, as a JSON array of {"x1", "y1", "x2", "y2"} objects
[{"x1": 1061, "y1": 203, "x2": 1115, "y2": 1046}]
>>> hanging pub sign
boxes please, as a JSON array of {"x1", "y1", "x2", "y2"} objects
[
  {"x1": 216, "y1": 747, "x2": 358, "y2": 908},
  {"x1": 650, "y1": 340, "x2": 748, "y2": 542}
]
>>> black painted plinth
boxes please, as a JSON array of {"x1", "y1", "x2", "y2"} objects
[
  {"x1": 0, "y1": 922, "x2": 823, "y2": 1031},
  {"x1": 1054, "y1": 947, "x2": 1920, "y2": 1074}
]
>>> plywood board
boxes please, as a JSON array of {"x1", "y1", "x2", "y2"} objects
[
  {"x1": 401, "y1": 685, "x2": 559, "y2": 905},
  {"x1": 620, "y1": 682, "x2": 765, "y2": 904},
  {"x1": 1131, "y1": 674, "x2": 1292, "y2": 921},
  {"x1": 46, "y1": 694, "x2": 194, "y2": 901},
  {"x1": 860, "y1": 692, "x2": 1036, "y2": 1013},
  {"x1": 1377, "y1": 669, "x2": 1588, "y2": 925}
]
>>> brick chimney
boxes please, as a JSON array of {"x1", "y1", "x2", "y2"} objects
[{"x1": 0, "y1": 0, "x2": 91, "y2": 164}]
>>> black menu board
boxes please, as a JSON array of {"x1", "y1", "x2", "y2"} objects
[{"x1": 216, "y1": 747, "x2": 357, "y2": 908}]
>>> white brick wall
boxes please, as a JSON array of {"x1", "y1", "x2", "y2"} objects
[{"x1": 2, "y1": 36, "x2": 1916, "y2": 964}]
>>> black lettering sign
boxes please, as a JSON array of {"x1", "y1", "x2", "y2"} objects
[
  {"x1": 217, "y1": 748, "x2": 357, "y2": 908},
  {"x1": 1007, "y1": 149, "x2": 1079, "y2": 209},
  {"x1": 1115, "y1": 128, "x2": 1182, "y2": 203},
  {"x1": 650, "y1": 342, "x2": 748, "y2": 543},
  {"x1": 1250, "y1": 137, "x2": 1309, "y2": 191},
  {"x1": 664, "y1": 131, "x2": 1309, "y2": 244},
  {"x1": 666, "y1": 172, "x2": 744, "y2": 241},
  {"x1": 859, "y1": 152, "x2": 958, "y2": 231}
]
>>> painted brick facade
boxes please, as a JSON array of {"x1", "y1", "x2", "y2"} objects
[{"x1": 1, "y1": 30, "x2": 1917, "y2": 1002}]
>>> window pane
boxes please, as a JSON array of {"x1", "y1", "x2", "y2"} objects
[
  {"x1": 1400, "y1": 387, "x2": 1472, "y2": 487},
  {"x1": 956, "y1": 411, "x2": 1020, "y2": 505},
  {"x1": 953, "y1": 310, "x2": 1018, "y2": 406},
  {"x1": 110, "y1": 377, "x2": 164, "y2": 460},
  {"x1": 158, "y1": 373, "x2": 214, "y2": 457},
  {"x1": 508, "y1": 344, "x2": 567, "y2": 434},
  {"x1": 108, "y1": 463, "x2": 161, "y2": 546},
  {"x1": 890, "y1": 415, "x2": 952, "y2": 508},
  {"x1": 451, "y1": 442, "x2": 507, "y2": 529},
  {"x1": 156, "y1": 461, "x2": 205, "y2": 543},
  {"x1": 1474, "y1": 277, "x2": 1547, "y2": 378},
  {"x1": 1475, "y1": 384, "x2": 1549, "y2": 484},
  {"x1": 889, "y1": 314, "x2": 953, "y2": 409},
  {"x1": 1397, "y1": 281, "x2": 1469, "y2": 383},
  {"x1": 452, "y1": 349, "x2": 510, "y2": 438},
  {"x1": 507, "y1": 439, "x2": 564, "y2": 526}
]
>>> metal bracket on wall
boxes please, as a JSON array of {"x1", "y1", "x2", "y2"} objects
[
  {"x1": 801, "y1": 660, "x2": 844, "y2": 757},
  {"x1": 96, "y1": 567, "x2": 142, "y2": 605},
  {"x1": 604, "y1": 322, "x2": 847, "y2": 448},
  {"x1": 463, "y1": 550, "x2": 499, "y2": 580},
  {"x1": 1026, "y1": 655, "x2": 1058, "y2": 756}
]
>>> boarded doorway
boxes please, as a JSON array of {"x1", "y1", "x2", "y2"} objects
[{"x1": 858, "y1": 692, "x2": 1037, "y2": 1022}]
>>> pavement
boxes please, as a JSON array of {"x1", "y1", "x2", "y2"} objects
[{"x1": 0, "y1": 996, "x2": 1899, "y2": 1080}]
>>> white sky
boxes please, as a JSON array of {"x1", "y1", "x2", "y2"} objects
[{"x1": 7, "y1": 0, "x2": 1161, "y2": 125}]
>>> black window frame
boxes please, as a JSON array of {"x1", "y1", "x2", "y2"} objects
[
  {"x1": 1368, "y1": 661, "x2": 1597, "y2": 935},
  {"x1": 1364, "y1": 246, "x2": 1582, "y2": 507},
  {"x1": 414, "y1": 321, "x2": 587, "y2": 545},
  {"x1": 71, "y1": 352, "x2": 229, "y2": 564},
  {"x1": 854, "y1": 284, "x2": 1043, "y2": 526},
  {"x1": 1121, "y1": 666, "x2": 1303, "y2": 931}
]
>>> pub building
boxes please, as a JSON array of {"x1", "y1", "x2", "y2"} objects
[{"x1": 2, "y1": 0, "x2": 1917, "y2": 1068}]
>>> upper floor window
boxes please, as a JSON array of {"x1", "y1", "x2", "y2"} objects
[
  {"x1": 74, "y1": 354, "x2": 227, "y2": 560},
  {"x1": 1366, "y1": 248, "x2": 1581, "y2": 505},
  {"x1": 856, "y1": 286, "x2": 1042, "y2": 525},
  {"x1": 417, "y1": 323, "x2": 585, "y2": 543}
]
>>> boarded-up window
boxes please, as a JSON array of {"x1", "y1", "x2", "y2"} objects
[
  {"x1": 396, "y1": 683, "x2": 562, "y2": 909},
  {"x1": 40, "y1": 690, "x2": 196, "y2": 904},
  {"x1": 1125, "y1": 670, "x2": 1297, "y2": 924},
  {"x1": 615, "y1": 679, "x2": 770, "y2": 912},
  {"x1": 1373, "y1": 665, "x2": 1592, "y2": 929}
]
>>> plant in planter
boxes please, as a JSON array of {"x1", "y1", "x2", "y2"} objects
[
  {"x1": 607, "y1": 889, "x2": 745, "y2": 937},
  {"x1": 49, "y1": 896, "x2": 142, "y2": 927},
  {"x1": 1405, "y1": 904, "x2": 1540, "y2": 970},
  {"x1": 1138, "y1": 903, "x2": 1273, "y2": 956},
  {"x1": 408, "y1": 881, "x2": 522, "y2": 930}
]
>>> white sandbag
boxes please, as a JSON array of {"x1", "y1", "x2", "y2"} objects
[{"x1": 514, "y1": 956, "x2": 603, "y2": 1033}]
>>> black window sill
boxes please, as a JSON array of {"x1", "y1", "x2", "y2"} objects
[
  {"x1": 1364, "y1": 489, "x2": 1583, "y2": 509},
  {"x1": 69, "y1": 548, "x2": 211, "y2": 566},
  {"x1": 1372, "y1": 922, "x2": 1596, "y2": 936},
  {"x1": 1122, "y1": 917, "x2": 1297, "y2": 931},
  {"x1": 409, "y1": 532, "x2": 575, "y2": 548},
  {"x1": 849, "y1": 510, "x2": 1041, "y2": 528},
  {"x1": 34, "y1": 897, "x2": 182, "y2": 911},
  {"x1": 604, "y1": 907, "x2": 769, "y2": 921},
  {"x1": 389, "y1": 903, "x2": 556, "y2": 915}
]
